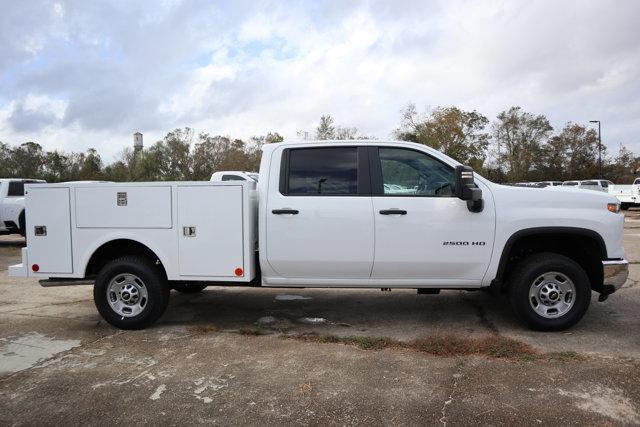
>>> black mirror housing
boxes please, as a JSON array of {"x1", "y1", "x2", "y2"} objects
[{"x1": 454, "y1": 165, "x2": 483, "y2": 213}]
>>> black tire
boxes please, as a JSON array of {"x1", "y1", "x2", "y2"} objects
[
  {"x1": 94, "y1": 256, "x2": 170, "y2": 330},
  {"x1": 508, "y1": 252, "x2": 591, "y2": 331},
  {"x1": 18, "y1": 211, "x2": 26, "y2": 237},
  {"x1": 621, "y1": 203, "x2": 630, "y2": 211},
  {"x1": 171, "y1": 282, "x2": 207, "y2": 294}
]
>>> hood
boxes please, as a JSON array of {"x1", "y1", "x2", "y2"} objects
[{"x1": 489, "y1": 183, "x2": 618, "y2": 208}]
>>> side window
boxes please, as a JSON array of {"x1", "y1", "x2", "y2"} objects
[
  {"x1": 286, "y1": 147, "x2": 358, "y2": 195},
  {"x1": 7, "y1": 181, "x2": 25, "y2": 197},
  {"x1": 378, "y1": 148, "x2": 454, "y2": 197},
  {"x1": 222, "y1": 175, "x2": 245, "y2": 181}
]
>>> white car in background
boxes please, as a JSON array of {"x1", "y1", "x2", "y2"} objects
[
  {"x1": 0, "y1": 178, "x2": 46, "y2": 236},
  {"x1": 580, "y1": 180, "x2": 613, "y2": 192},
  {"x1": 539, "y1": 181, "x2": 563, "y2": 187},
  {"x1": 210, "y1": 171, "x2": 259, "y2": 182},
  {"x1": 562, "y1": 180, "x2": 612, "y2": 192}
]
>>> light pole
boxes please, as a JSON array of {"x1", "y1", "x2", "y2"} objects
[{"x1": 589, "y1": 120, "x2": 602, "y2": 179}]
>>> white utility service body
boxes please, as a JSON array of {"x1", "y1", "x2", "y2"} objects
[
  {"x1": 11, "y1": 181, "x2": 257, "y2": 282},
  {"x1": 609, "y1": 178, "x2": 640, "y2": 208},
  {"x1": 10, "y1": 140, "x2": 629, "y2": 331}
]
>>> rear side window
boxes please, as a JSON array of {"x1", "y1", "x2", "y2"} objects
[
  {"x1": 7, "y1": 181, "x2": 25, "y2": 196},
  {"x1": 222, "y1": 175, "x2": 245, "y2": 181},
  {"x1": 286, "y1": 147, "x2": 358, "y2": 195}
]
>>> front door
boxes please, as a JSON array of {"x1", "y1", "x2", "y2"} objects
[
  {"x1": 370, "y1": 146, "x2": 495, "y2": 283},
  {"x1": 265, "y1": 146, "x2": 374, "y2": 279}
]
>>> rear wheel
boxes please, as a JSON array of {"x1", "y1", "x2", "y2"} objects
[
  {"x1": 508, "y1": 253, "x2": 591, "y2": 331},
  {"x1": 94, "y1": 256, "x2": 170, "y2": 330},
  {"x1": 18, "y1": 211, "x2": 26, "y2": 237},
  {"x1": 171, "y1": 282, "x2": 207, "y2": 294},
  {"x1": 621, "y1": 203, "x2": 630, "y2": 211}
]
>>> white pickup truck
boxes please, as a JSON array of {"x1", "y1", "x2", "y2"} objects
[
  {"x1": 9, "y1": 141, "x2": 629, "y2": 331},
  {"x1": 0, "y1": 178, "x2": 45, "y2": 236},
  {"x1": 609, "y1": 178, "x2": 640, "y2": 210}
]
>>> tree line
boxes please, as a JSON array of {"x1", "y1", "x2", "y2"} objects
[{"x1": 0, "y1": 106, "x2": 637, "y2": 183}]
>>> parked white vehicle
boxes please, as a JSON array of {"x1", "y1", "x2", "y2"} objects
[
  {"x1": 539, "y1": 181, "x2": 563, "y2": 187},
  {"x1": 608, "y1": 178, "x2": 640, "y2": 209},
  {"x1": 10, "y1": 141, "x2": 628, "y2": 331},
  {"x1": 562, "y1": 180, "x2": 612, "y2": 192},
  {"x1": 210, "y1": 171, "x2": 259, "y2": 182},
  {"x1": 580, "y1": 180, "x2": 613, "y2": 192},
  {"x1": 0, "y1": 179, "x2": 46, "y2": 236}
]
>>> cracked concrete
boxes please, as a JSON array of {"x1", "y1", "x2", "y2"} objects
[{"x1": 1, "y1": 213, "x2": 640, "y2": 424}]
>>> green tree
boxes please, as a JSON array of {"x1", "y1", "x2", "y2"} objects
[
  {"x1": 0, "y1": 142, "x2": 12, "y2": 177},
  {"x1": 559, "y1": 123, "x2": 602, "y2": 180},
  {"x1": 396, "y1": 104, "x2": 490, "y2": 170},
  {"x1": 9, "y1": 142, "x2": 45, "y2": 178},
  {"x1": 316, "y1": 115, "x2": 336, "y2": 140},
  {"x1": 79, "y1": 148, "x2": 103, "y2": 180},
  {"x1": 492, "y1": 106, "x2": 553, "y2": 181}
]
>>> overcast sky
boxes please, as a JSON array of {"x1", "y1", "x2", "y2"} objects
[{"x1": 1, "y1": 0, "x2": 639, "y2": 161}]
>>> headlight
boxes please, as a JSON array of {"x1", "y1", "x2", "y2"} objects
[{"x1": 607, "y1": 203, "x2": 621, "y2": 213}]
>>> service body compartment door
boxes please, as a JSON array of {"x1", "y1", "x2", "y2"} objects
[
  {"x1": 75, "y1": 186, "x2": 172, "y2": 229},
  {"x1": 26, "y1": 187, "x2": 72, "y2": 273},
  {"x1": 177, "y1": 185, "x2": 244, "y2": 277}
]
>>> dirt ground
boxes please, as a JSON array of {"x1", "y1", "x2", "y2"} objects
[{"x1": 1, "y1": 212, "x2": 640, "y2": 425}]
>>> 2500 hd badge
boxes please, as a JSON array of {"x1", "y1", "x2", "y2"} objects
[{"x1": 442, "y1": 241, "x2": 486, "y2": 246}]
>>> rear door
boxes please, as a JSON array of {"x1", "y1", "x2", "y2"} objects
[
  {"x1": 265, "y1": 146, "x2": 374, "y2": 279},
  {"x1": 26, "y1": 186, "x2": 73, "y2": 274},
  {"x1": 370, "y1": 146, "x2": 495, "y2": 282}
]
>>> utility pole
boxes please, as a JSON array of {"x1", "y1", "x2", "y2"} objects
[{"x1": 589, "y1": 120, "x2": 602, "y2": 179}]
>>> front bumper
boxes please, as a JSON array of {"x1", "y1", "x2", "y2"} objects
[{"x1": 602, "y1": 259, "x2": 629, "y2": 292}]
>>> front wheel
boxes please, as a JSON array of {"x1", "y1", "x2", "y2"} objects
[
  {"x1": 508, "y1": 253, "x2": 591, "y2": 331},
  {"x1": 94, "y1": 256, "x2": 170, "y2": 330}
]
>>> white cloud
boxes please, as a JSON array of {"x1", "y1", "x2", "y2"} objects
[{"x1": 0, "y1": 0, "x2": 639, "y2": 160}]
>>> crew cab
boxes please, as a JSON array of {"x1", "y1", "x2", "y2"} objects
[
  {"x1": 9, "y1": 141, "x2": 628, "y2": 331},
  {"x1": 0, "y1": 178, "x2": 45, "y2": 236}
]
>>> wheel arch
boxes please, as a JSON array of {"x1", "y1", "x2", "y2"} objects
[
  {"x1": 83, "y1": 238, "x2": 169, "y2": 279},
  {"x1": 494, "y1": 227, "x2": 607, "y2": 291}
]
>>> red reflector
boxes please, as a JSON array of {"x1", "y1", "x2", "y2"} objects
[
  {"x1": 234, "y1": 268, "x2": 243, "y2": 277},
  {"x1": 32, "y1": 264, "x2": 40, "y2": 272}
]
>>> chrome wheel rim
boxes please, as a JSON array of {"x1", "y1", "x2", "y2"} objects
[
  {"x1": 107, "y1": 273, "x2": 148, "y2": 317},
  {"x1": 529, "y1": 271, "x2": 576, "y2": 319}
]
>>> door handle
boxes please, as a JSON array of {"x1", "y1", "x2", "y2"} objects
[
  {"x1": 379, "y1": 209, "x2": 407, "y2": 215},
  {"x1": 272, "y1": 209, "x2": 299, "y2": 215}
]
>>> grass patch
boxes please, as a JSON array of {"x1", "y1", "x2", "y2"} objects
[
  {"x1": 239, "y1": 326, "x2": 270, "y2": 336},
  {"x1": 288, "y1": 332, "x2": 580, "y2": 362},
  {"x1": 187, "y1": 325, "x2": 219, "y2": 334}
]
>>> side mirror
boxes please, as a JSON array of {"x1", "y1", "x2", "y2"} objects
[{"x1": 454, "y1": 165, "x2": 483, "y2": 213}]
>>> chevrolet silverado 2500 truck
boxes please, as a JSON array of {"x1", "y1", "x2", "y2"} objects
[{"x1": 9, "y1": 140, "x2": 629, "y2": 331}]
